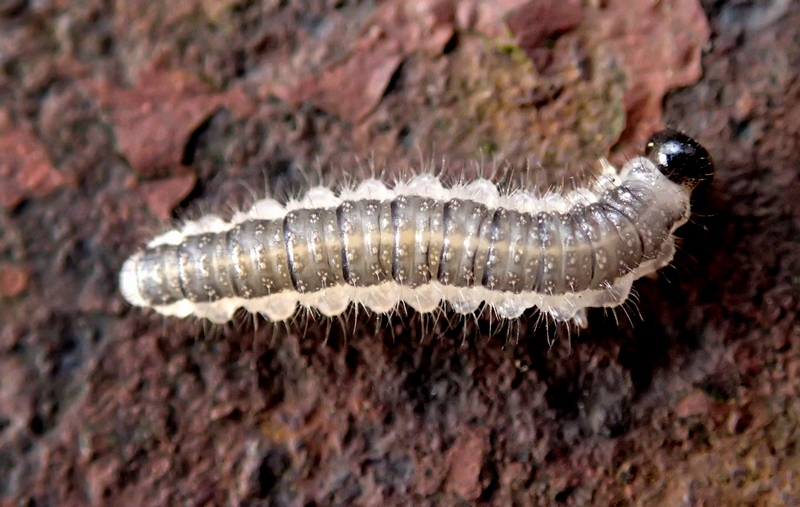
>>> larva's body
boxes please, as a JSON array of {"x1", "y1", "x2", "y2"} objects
[{"x1": 120, "y1": 131, "x2": 713, "y2": 326}]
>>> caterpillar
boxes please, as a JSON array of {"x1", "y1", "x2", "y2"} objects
[{"x1": 119, "y1": 130, "x2": 713, "y2": 328}]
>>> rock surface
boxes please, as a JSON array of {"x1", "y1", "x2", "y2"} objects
[{"x1": 1, "y1": 0, "x2": 798, "y2": 505}]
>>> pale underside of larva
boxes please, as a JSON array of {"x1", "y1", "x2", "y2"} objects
[{"x1": 119, "y1": 152, "x2": 697, "y2": 328}]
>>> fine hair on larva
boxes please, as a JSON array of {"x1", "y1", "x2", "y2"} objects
[{"x1": 119, "y1": 130, "x2": 714, "y2": 329}]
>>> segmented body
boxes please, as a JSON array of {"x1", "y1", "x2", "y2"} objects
[{"x1": 120, "y1": 131, "x2": 712, "y2": 326}]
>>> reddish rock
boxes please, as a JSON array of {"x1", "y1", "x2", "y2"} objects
[
  {"x1": 136, "y1": 171, "x2": 197, "y2": 221},
  {"x1": 0, "y1": 128, "x2": 71, "y2": 209},
  {"x1": 365, "y1": 0, "x2": 456, "y2": 57},
  {"x1": 3, "y1": 1, "x2": 800, "y2": 506},
  {"x1": 289, "y1": 46, "x2": 403, "y2": 124},
  {"x1": 589, "y1": 0, "x2": 712, "y2": 155},
  {"x1": 444, "y1": 427, "x2": 488, "y2": 500},
  {"x1": 84, "y1": 69, "x2": 252, "y2": 178},
  {"x1": 675, "y1": 389, "x2": 712, "y2": 419},
  {"x1": 0, "y1": 263, "x2": 29, "y2": 298},
  {"x1": 276, "y1": 0, "x2": 457, "y2": 123},
  {"x1": 506, "y1": 0, "x2": 584, "y2": 69},
  {"x1": 486, "y1": 0, "x2": 710, "y2": 159}
]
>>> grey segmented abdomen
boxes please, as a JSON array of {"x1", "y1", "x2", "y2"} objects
[
  {"x1": 120, "y1": 169, "x2": 683, "y2": 325},
  {"x1": 120, "y1": 131, "x2": 713, "y2": 326}
]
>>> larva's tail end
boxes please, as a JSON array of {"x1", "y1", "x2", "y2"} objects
[
  {"x1": 119, "y1": 253, "x2": 148, "y2": 308},
  {"x1": 645, "y1": 130, "x2": 714, "y2": 190}
]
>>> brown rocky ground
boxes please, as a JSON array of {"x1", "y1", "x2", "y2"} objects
[{"x1": 1, "y1": 0, "x2": 799, "y2": 505}]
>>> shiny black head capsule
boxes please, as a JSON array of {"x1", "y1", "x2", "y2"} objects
[{"x1": 645, "y1": 130, "x2": 714, "y2": 189}]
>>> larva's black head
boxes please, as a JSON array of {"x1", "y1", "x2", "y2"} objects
[{"x1": 645, "y1": 130, "x2": 714, "y2": 189}]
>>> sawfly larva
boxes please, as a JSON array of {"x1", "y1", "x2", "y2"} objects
[{"x1": 120, "y1": 130, "x2": 713, "y2": 328}]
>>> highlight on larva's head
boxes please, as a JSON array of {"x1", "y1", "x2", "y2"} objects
[{"x1": 645, "y1": 130, "x2": 714, "y2": 189}]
